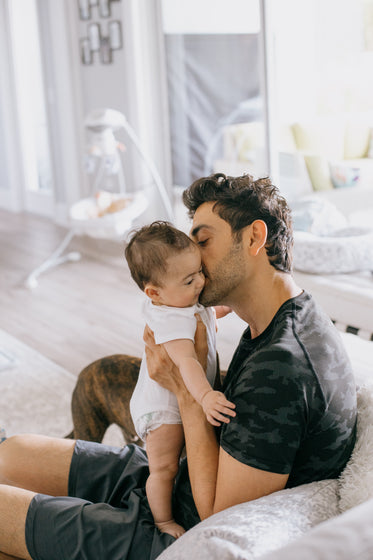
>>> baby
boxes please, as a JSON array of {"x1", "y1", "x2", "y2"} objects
[{"x1": 125, "y1": 221, "x2": 235, "y2": 539}]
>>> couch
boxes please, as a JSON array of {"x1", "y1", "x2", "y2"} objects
[
  {"x1": 213, "y1": 115, "x2": 373, "y2": 195},
  {"x1": 158, "y1": 332, "x2": 373, "y2": 560}
]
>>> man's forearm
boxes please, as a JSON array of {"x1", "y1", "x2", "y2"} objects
[{"x1": 177, "y1": 390, "x2": 219, "y2": 520}]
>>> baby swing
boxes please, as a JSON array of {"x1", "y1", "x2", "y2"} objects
[{"x1": 25, "y1": 108, "x2": 174, "y2": 288}]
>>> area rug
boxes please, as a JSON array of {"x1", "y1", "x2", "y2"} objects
[
  {"x1": 0, "y1": 329, "x2": 125, "y2": 446},
  {"x1": 0, "y1": 329, "x2": 76, "y2": 438}
]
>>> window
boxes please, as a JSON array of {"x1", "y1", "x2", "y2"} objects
[{"x1": 161, "y1": 0, "x2": 267, "y2": 187}]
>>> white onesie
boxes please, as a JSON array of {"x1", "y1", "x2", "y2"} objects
[{"x1": 130, "y1": 299, "x2": 217, "y2": 440}]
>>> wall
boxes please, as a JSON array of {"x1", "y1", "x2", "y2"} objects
[
  {"x1": 68, "y1": 0, "x2": 173, "y2": 223},
  {"x1": 0, "y1": 0, "x2": 23, "y2": 211}
]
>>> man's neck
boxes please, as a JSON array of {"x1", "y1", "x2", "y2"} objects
[{"x1": 231, "y1": 270, "x2": 302, "y2": 339}]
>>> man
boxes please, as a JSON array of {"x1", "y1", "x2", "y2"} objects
[{"x1": 0, "y1": 173, "x2": 356, "y2": 560}]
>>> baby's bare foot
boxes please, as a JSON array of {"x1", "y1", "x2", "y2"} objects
[{"x1": 156, "y1": 519, "x2": 185, "y2": 539}]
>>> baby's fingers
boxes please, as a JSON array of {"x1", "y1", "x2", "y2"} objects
[
  {"x1": 216, "y1": 398, "x2": 236, "y2": 414},
  {"x1": 212, "y1": 402, "x2": 236, "y2": 418},
  {"x1": 221, "y1": 406, "x2": 236, "y2": 418},
  {"x1": 206, "y1": 413, "x2": 221, "y2": 427},
  {"x1": 217, "y1": 397, "x2": 235, "y2": 409},
  {"x1": 209, "y1": 409, "x2": 233, "y2": 424}
]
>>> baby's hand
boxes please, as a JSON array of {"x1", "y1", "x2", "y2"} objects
[{"x1": 200, "y1": 390, "x2": 236, "y2": 427}]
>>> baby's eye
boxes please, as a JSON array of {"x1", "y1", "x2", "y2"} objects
[{"x1": 186, "y1": 279, "x2": 194, "y2": 285}]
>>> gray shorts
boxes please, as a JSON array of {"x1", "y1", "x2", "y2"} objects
[{"x1": 25, "y1": 441, "x2": 175, "y2": 560}]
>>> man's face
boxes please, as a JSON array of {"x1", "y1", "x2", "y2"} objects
[{"x1": 190, "y1": 202, "x2": 246, "y2": 307}]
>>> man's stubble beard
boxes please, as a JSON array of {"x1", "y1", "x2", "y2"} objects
[{"x1": 199, "y1": 241, "x2": 245, "y2": 307}]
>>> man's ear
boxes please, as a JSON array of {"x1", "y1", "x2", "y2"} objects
[
  {"x1": 144, "y1": 284, "x2": 161, "y2": 302},
  {"x1": 244, "y1": 220, "x2": 268, "y2": 257}
]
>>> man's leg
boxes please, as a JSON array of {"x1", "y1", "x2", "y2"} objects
[
  {"x1": 0, "y1": 435, "x2": 75, "y2": 559},
  {"x1": 0, "y1": 434, "x2": 75, "y2": 495},
  {"x1": 0, "y1": 485, "x2": 35, "y2": 559}
]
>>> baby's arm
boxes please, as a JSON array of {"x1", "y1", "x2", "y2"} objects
[{"x1": 164, "y1": 339, "x2": 235, "y2": 425}]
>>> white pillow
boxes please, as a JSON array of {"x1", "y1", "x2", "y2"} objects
[
  {"x1": 158, "y1": 479, "x2": 339, "y2": 560},
  {"x1": 338, "y1": 384, "x2": 373, "y2": 513}
]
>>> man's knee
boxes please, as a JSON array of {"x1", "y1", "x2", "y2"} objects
[{"x1": 0, "y1": 435, "x2": 25, "y2": 481}]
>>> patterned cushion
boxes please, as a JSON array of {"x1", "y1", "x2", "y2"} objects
[
  {"x1": 339, "y1": 384, "x2": 373, "y2": 513},
  {"x1": 158, "y1": 480, "x2": 339, "y2": 560},
  {"x1": 329, "y1": 162, "x2": 361, "y2": 189}
]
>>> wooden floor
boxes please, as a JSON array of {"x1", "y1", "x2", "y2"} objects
[
  {"x1": 0, "y1": 209, "x2": 244, "y2": 375},
  {"x1": 0, "y1": 209, "x2": 146, "y2": 375}
]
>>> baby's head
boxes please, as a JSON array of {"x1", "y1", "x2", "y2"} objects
[{"x1": 125, "y1": 221, "x2": 205, "y2": 308}]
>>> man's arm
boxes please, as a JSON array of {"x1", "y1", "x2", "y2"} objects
[
  {"x1": 144, "y1": 319, "x2": 288, "y2": 520},
  {"x1": 177, "y1": 388, "x2": 288, "y2": 519}
]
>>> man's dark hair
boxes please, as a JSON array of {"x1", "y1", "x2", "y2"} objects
[
  {"x1": 183, "y1": 173, "x2": 293, "y2": 273},
  {"x1": 125, "y1": 221, "x2": 195, "y2": 290}
]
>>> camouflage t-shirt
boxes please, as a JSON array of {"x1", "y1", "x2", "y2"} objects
[{"x1": 220, "y1": 291, "x2": 357, "y2": 488}]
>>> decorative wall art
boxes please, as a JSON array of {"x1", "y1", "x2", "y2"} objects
[{"x1": 78, "y1": 0, "x2": 123, "y2": 65}]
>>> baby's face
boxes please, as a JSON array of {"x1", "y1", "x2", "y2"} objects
[{"x1": 156, "y1": 246, "x2": 205, "y2": 308}]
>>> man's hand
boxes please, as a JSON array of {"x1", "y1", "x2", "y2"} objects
[
  {"x1": 144, "y1": 325, "x2": 185, "y2": 396},
  {"x1": 200, "y1": 390, "x2": 236, "y2": 427}
]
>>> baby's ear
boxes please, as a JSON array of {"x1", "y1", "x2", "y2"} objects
[{"x1": 144, "y1": 284, "x2": 161, "y2": 302}]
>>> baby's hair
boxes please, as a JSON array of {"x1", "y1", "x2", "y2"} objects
[{"x1": 125, "y1": 221, "x2": 195, "y2": 290}]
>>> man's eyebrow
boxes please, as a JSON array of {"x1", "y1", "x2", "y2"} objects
[{"x1": 190, "y1": 224, "x2": 213, "y2": 238}]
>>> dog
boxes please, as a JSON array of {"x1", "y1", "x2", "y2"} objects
[
  {"x1": 67, "y1": 352, "x2": 223, "y2": 446},
  {"x1": 67, "y1": 354, "x2": 143, "y2": 446}
]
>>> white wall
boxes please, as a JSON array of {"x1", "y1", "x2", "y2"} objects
[
  {"x1": 0, "y1": 0, "x2": 23, "y2": 211},
  {"x1": 67, "y1": 0, "x2": 173, "y2": 222}
]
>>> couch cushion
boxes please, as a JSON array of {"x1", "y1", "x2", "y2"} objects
[
  {"x1": 158, "y1": 480, "x2": 338, "y2": 560},
  {"x1": 338, "y1": 384, "x2": 373, "y2": 513},
  {"x1": 259, "y1": 497, "x2": 373, "y2": 560},
  {"x1": 303, "y1": 155, "x2": 334, "y2": 191},
  {"x1": 278, "y1": 151, "x2": 314, "y2": 199},
  {"x1": 292, "y1": 119, "x2": 345, "y2": 160},
  {"x1": 344, "y1": 119, "x2": 371, "y2": 159}
]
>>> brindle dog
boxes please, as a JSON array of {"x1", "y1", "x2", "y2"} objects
[
  {"x1": 66, "y1": 354, "x2": 143, "y2": 446},
  {"x1": 67, "y1": 353, "x2": 223, "y2": 445}
]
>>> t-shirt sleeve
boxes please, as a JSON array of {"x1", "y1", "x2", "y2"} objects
[
  {"x1": 220, "y1": 350, "x2": 307, "y2": 475},
  {"x1": 145, "y1": 306, "x2": 197, "y2": 345}
]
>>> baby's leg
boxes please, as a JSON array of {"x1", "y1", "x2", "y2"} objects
[{"x1": 145, "y1": 423, "x2": 185, "y2": 538}]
